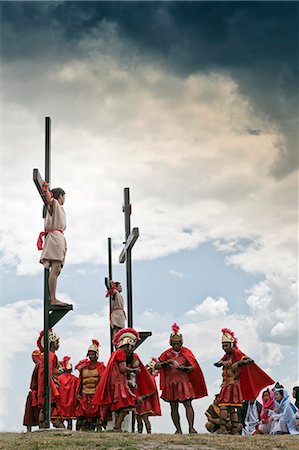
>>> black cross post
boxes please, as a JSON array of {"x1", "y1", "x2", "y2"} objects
[
  {"x1": 119, "y1": 188, "x2": 152, "y2": 432},
  {"x1": 105, "y1": 237, "x2": 114, "y2": 354},
  {"x1": 119, "y1": 188, "x2": 151, "y2": 348},
  {"x1": 33, "y1": 117, "x2": 72, "y2": 428}
]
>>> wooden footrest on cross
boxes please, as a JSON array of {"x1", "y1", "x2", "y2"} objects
[
  {"x1": 135, "y1": 331, "x2": 152, "y2": 350},
  {"x1": 49, "y1": 304, "x2": 73, "y2": 328}
]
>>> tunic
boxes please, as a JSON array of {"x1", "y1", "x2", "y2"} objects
[
  {"x1": 40, "y1": 198, "x2": 67, "y2": 268},
  {"x1": 218, "y1": 353, "x2": 243, "y2": 407},
  {"x1": 111, "y1": 291, "x2": 126, "y2": 329},
  {"x1": 217, "y1": 348, "x2": 274, "y2": 408},
  {"x1": 159, "y1": 347, "x2": 208, "y2": 403}
]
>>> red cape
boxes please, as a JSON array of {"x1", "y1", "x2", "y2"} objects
[
  {"x1": 93, "y1": 350, "x2": 157, "y2": 407},
  {"x1": 223, "y1": 348, "x2": 275, "y2": 400},
  {"x1": 159, "y1": 346, "x2": 208, "y2": 399},
  {"x1": 37, "y1": 351, "x2": 60, "y2": 407},
  {"x1": 58, "y1": 372, "x2": 80, "y2": 417},
  {"x1": 23, "y1": 363, "x2": 39, "y2": 426},
  {"x1": 137, "y1": 373, "x2": 161, "y2": 416}
]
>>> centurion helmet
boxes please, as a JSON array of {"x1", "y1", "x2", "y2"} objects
[{"x1": 112, "y1": 328, "x2": 140, "y2": 349}]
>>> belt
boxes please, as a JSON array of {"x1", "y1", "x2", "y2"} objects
[{"x1": 37, "y1": 229, "x2": 63, "y2": 250}]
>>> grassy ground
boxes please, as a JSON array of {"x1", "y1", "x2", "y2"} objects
[{"x1": 0, "y1": 432, "x2": 298, "y2": 450}]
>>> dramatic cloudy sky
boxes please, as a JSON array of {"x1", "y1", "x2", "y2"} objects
[{"x1": 1, "y1": 1, "x2": 298, "y2": 433}]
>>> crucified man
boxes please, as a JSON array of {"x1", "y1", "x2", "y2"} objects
[{"x1": 37, "y1": 183, "x2": 70, "y2": 307}]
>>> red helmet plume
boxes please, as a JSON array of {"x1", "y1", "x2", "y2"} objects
[{"x1": 172, "y1": 323, "x2": 180, "y2": 334}]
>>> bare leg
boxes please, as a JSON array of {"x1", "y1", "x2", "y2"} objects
[
  {"x1": 67, "y1": 419, "x2": 72, "y2": 430},
  {"x1": 114, "y1": 410, "x2": 128, "y2": 432},
  {"x1": 26, "y1": 426, "x2": 32, "y2": 433},
  {"x1": 76, "y1": 417, "x2": 83, "y2": 431},
  {"x1": 112, "y1": 327, "x2": 121, "y2": 340},
  {"x1": 49, "y1": 262, "x2": 69, "y2": 306},
  {"x1": 205, "y1": 421, "x2": 215, "y2": 433},
  {"x1": 230, "y1": 408, "x2": 240, "y2": 435},
  {"x1": 170, "y1": 401, "x2": 182, "y2": 434},
  {"x1": 137, "y1": 415, "x2": 143, "y2": 433},
  {"x1": 143, "y1": 414, "x2": 151, "y2": 434},
  {"x1": 183, "y1": 399, "x2": 197, "y2": 433},
  {"x1": 219, "y1": 407, "x2": 229, "y2": 434},
  {"x1": 39, "y1": 409, "x2": 45, "y2": 429}
]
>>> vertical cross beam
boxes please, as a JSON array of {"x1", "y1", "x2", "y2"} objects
[
  {"x1": 107, "y1": 238, "x2": 113, "y2": 354},
  {"x1": 118, "y1": 188, "x2": 140, "y2": 327},
  {"x1": 124, "y1": 188, "x2": 133, "y2": 327},
  {"x1": 43, "y1": 116, "x2": 51, "y2": 429}
]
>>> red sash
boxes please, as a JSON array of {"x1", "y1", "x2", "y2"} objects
[{"x1": 37, "y1": 229, "x2": 63, "y2": 250}]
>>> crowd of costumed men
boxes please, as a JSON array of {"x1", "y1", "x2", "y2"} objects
[{"x1": 23, "y1": 325, "x2": 299, "y2": 435}]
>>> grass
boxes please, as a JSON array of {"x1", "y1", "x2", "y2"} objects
[{"x1": 0, "y1": 432, "x2": 298, "y2": 450}]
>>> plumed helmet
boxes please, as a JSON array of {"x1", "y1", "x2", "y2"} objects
[
  {"x1": 146, "y1": 357, "x2": 159, "y2": 376},
  {"x1": 221, "y1": 328, "x2": 238, "y2": 348},
  {"x1": 60, "y1": 355, "x2": 72, "y2": 371},
  {"x1": 169, "y1": 323, "x2": 183, "y2": 345},
  {"x1": 86, "y1": 339, "x2": 100, "y2": 357},
  {"x1": 112, "y1": 328, "x2": 140, "y2": 349},
  {"x1": 31, "y1": 349, "x2": 42, "y2": 363},
  {"x1": 37, "y1": 329, "x2": 59, "y2": 352}
]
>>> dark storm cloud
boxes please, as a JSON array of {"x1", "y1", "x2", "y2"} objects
[{"x1": 1, "y1": 1, "x2": 298, "y2": 175}]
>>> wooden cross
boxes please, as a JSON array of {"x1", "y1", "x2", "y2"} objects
[
  {"x1": 118, "y1": 188, "x2": 139, "y2": 327},
  {"x1": 32, "y1": 117, "x2": 72, "y2": 429},
  {"x1": 118, "y1": 188, "x2": 151, "y2": 344}
]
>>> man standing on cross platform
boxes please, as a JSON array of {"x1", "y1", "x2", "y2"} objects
[
  {"x1": 106, "y1": 280, "x2": 126, "y2": 339},
  {"x1": 37, "y1": 183, "x2": 70, "y2": 307}
]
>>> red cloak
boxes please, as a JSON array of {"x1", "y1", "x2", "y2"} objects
[
  {"x1": 23, "y1": 363, "x2": 39, "y2": 426},
  {"x1": 37, "y1": 351, "x2": 60, "y2": 407},
  {"x1": 159, "y1": 346, "x2": 208, "y2": 400},
  {"x1": 93, "y1": 349, "x2": 157, "y2": 412},
  {"x1": 57, "y1": 372, "x2": 80, "y2": 418},
  {"x1": 136, "y1": 373, "x2": 161, "y2": 416},
  {"x1": 221, "y1": 348, "x2": 275, "y2": 400}
]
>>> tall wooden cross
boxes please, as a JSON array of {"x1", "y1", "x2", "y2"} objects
[
  {"x1": 105, "y1": 237, "x2": 114, "y2": 354},
  {"x1": 33, "y1": 117, "x2": 72, "y2": 429},
  {"x1": 119, "y1": 188, "x2": 151, "y2": 349}
]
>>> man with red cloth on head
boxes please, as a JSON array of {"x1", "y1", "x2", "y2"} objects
[
  {"x1": 23, "y1": 349, "x2": 42, "y2": 432},
  {"x1": 57, "y1": 356, "x2": 79, "y2": 430},
  {"x1": 135, "y1": 358, "x2": 162, "y2": 434},
  {"x1": 155, "y1": 323, "x2": 208, "y2": 434},
  {"x1": 36, "y1": 329, "x2": 62, "y2": 428},
  {"x1": 214, "y1": 328, "x2": 274, "y2": 435},
  {"x1": 75, "y1": 340, "x2": 106, "y2": 431},
  {"x1": 93, "y1": 328, "x2": 157, "y2": 432}
]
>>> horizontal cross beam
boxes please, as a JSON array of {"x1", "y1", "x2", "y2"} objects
[
  {"x1": 119, "y1": 227, "x2": 139, "y2": 263},
  {"x1": 33, "y1": 168, "x2": 48, "y2": 206}
]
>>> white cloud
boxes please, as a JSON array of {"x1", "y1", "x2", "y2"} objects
[
  {"x1": 186, "y1": 297, "x2": 229, "y2": 318},
  {"x1": 168, "y1": 269, "x2": 185, "y2": 279},
  {"x1": 2, "y1": 27, "x2": 296, "y2": 281}
]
